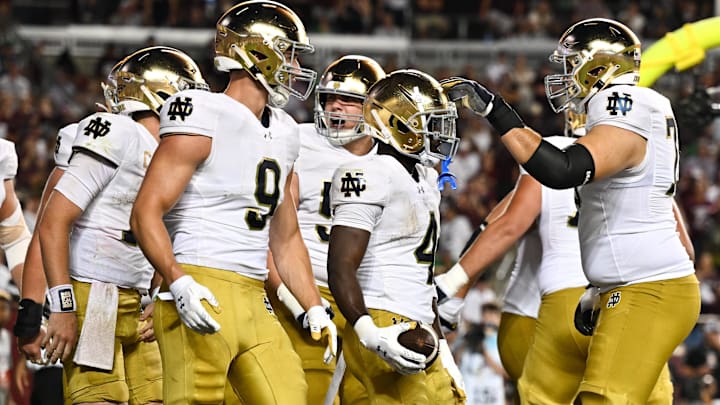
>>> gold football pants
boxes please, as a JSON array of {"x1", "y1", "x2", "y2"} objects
[{"x1": 155, "y1": 264, "x2": 307, "y2": 405}]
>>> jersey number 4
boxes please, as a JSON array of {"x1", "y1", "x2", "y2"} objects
[
  {"x1": 415, "y1": 212, "x2": 438, "y2": 285},
  {"x1": 246, "y1": 159, "x2": 281, "y2": 230}
]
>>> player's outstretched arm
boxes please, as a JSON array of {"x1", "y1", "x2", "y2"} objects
[
  {"x1": 16, "y1": 167, "x2": 64, "y2": 364},
  {"x1": 131, "y1": 134, "x2": 221, "y2": 335},
  {"x1": 437, "y1": 175, "x2": 542, "y2": 300},
  {"x1": 443, "y1": 77, "x2": 646, "y2": 186}
]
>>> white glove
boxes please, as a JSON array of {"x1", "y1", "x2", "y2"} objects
[
  {"x1": 437, "y1": 297, "x2": 464, "y2": 333},
  {"x1": 353, "y1": 315, "x2": 426, "y2": 375},
  {"x1": 306, "y1": 305, "x2": 338, "y2": 364},
  {"x1": 169, "y1": 275, "x2": 221, "y2": 334},
  {"x1": 439, "y1": 339, "x2": 466, "y2": 395}
]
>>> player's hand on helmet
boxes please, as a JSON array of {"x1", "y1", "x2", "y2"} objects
[
  {"x1": 306, "y1": 305, "x2": 338, "y2": 364},
  {"x1": 353, "y1": 315, "x2": 426, "y2": 375},
  {"x1": 574, "y1": 285, "x2": 601, "y2": 336},
  {"x1": 441, "y1": 77, "x2": 495, "y2": 117},
  {"x1": 169, "y1": 275, "x2": 221, "y2": 334}
]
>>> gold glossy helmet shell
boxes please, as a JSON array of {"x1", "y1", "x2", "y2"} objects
[
  {"x1": 545, "y1": 18, "x2": 641, "y2": 113},
  {"x1": 214, "y1": 0, "x2": 316, "y2": 107},
  {"x1": 314, "y1": 55, "x2": 386, "y2": 146},
  {"x1": 364, "y1": 69, "x2": 459, "y2": 167},
  {"x1": 102, "y1": 46, "x2": 208, "y2": 116}
]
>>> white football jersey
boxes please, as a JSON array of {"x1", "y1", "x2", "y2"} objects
[
  {"x1": 0, "y1": 139, "x2": 17, "y2": 204},
  {"x1": 525, "y1": 136, "x2": 587, "y2": 295},
  {"x1": 502, "y1": 229, "x2": 541, "y2": 318},
  {"x1": 331, "y1": 155, "x2": 440, "y2": 324},
  {"x1": 54, "y1": 123, "x2": 78, "y2": 168},
  {"x1": 580, "y1": 85, "x2": 694, "y2": 289},
  {"x1": 295, "y1": 123, "x2": 375, "y2": 287},
  {"x1": 160, "y1": 90, "x2": 300, "y2": 280},
  {"x1": 66, "y1": 113, "x2": 157, "y2": 289}
]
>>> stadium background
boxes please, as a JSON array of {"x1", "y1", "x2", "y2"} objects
[{"x1": 0, "y1": 0, "x2": 719, "y2": 403}]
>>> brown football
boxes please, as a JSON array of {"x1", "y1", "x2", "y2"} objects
[{"x1": 397, "y1": 322, "x2": 440, "y2": 367}]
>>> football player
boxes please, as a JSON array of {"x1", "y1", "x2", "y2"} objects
[
  {"x1": 38, "y1": 46, "x2": 209, "y2": 404},
  {"x1": 14, "y1": 122, "x2": 77, "y2": 405},
  {"x1": 15, "y1": 122, "x2": 76, "y2": 366},
  {"x1": 444, "y1": 18, "x2": 699, "y2": 404},
  {"x1": 327, "y1": 69, "x2": 463, "y2": 404},
  {"x1": 129, "y1": 2, "x2": 336, "y2": 404},
  {"x1": 266, "y1": 54, "x2": 385, "y2": 405}
]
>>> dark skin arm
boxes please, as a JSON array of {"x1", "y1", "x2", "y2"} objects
[{"x1": 327, "y1": 225, "x2": 371, "y2": 326}]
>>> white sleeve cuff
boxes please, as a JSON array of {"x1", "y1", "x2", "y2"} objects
[{"x1": 332, "y1": 203, "x2": 382, "y2": 233}]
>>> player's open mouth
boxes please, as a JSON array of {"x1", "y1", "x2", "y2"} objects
[{"x1": 330, "y1": 118, "x2": 345, "y2": 127}]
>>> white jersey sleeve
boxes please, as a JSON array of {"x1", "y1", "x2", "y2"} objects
[
  {"x1": 330, "y1": 161, "x2": 388, "y2": 232},
  {"x1": 587, "y1": 85, "x2": 665, "y2": 140},
  {"x1": 159, "y1": 89, "x2": 219, "y2": 138},
  {"x1": 73, "y1": 113, "x2": 134, "y2": 167},
  {"x1": 54, "y1": 123, "x2": 78, "y2": 168},
  {"x1": 0, "y1": 139, "x2": 17, "y2": 180}
]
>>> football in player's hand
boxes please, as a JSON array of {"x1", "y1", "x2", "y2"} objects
[{"x1": 397, "y1": 322, "x2": 440, "y2": 368}]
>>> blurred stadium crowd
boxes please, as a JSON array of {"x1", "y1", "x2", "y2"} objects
[{"x1": 0, "y1": 0, "x2": 719, "y2": 403}]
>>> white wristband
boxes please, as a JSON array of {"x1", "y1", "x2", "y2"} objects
[
  {"x1": 276, "y1": 283, "x2": 305, "y2": 319},
  {"x1": 437, "y1": 263, "x2": 470, "y2": 298},
  {"x1": 47, "y1": 284, "x2": 76, "y2": 312},
  {"x1": 353, "y1": 315, "x2": 376, "y2": 347}
]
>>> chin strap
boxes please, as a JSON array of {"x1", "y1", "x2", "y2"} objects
[{"x1": 438, "y1": 157, "x2": 457, "y2": 191}]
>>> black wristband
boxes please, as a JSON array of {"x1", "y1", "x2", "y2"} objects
[
  {"x1": 14, "y1": 299, "x2": 43, "y2": 338},
  {"x1": 460, "y1": 220, "x2": 488, "y2": 256},
  {"x1": 486, "y1": 96, "x2": 525, "y2": 135}
]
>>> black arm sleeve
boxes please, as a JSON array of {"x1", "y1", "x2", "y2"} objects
[{"x1": 522, "y1": 141, "x2": 595, "y2": 189}]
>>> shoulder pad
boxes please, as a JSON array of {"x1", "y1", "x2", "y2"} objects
[
  {"x1": 159, "y1": 89, "x2": 220, "y2": 138},
  {"x1": 0, "y1": 139, "x2": 17, "y2": 180},
  {"x1": 587, "y1": 85, "x2": 653, "y2": 139},
  {"x1": 73, "y1": 113, "x2": 135, "y2": 166},
  {"x1": 54, "y1": 123, "x2": 78, "y2": 168},
  {"x1": 331, "y1": 157, "x2": 388, "y2": 209}
]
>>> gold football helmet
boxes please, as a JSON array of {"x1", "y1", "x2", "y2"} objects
[
  {"x1": 364, "y1": 69, "x2": 459, "y2": 167},
  {"x1": 102, "y1": 46, "x2": 208, "y2": 116},
  {"x1": 564, "y1": 110, "x2": 587, "y2": 137},
  {"x1": 215, "y1": 0, "x2": 316, "y2": 107},
  {"x1": 545, "y1": 18, "x2": 641, "y2": 113},
  {"x1": 314, "y1": 55, "x2": 386, "y2": 146}
]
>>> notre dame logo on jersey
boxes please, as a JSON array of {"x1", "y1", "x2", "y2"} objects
[
  {"x1": 606, "y1": 92, "x2": 633, "y2": 116},
  {"x1": 340, "y1": 171, "x2": 366, "y2": 197},
  {"x1": 83, "y1": 117, "x2": 111, "y2": 139},
  {"x1": 167, "y1": 97, "x2": 193, "y2": 121}
]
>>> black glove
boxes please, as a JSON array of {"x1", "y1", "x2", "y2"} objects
[
  {"x1": 574, "y1": 286, "x2": 600, "y2": 336},
  {"x1": 460, "y1": 221, "x2": 488, "y2": 256},
  {"x1": 441, "y1": 76, "x2": 525, "y2": 134},
  {"x1": 441, "y1": 77, "x2": 495, "y2": 117}
]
